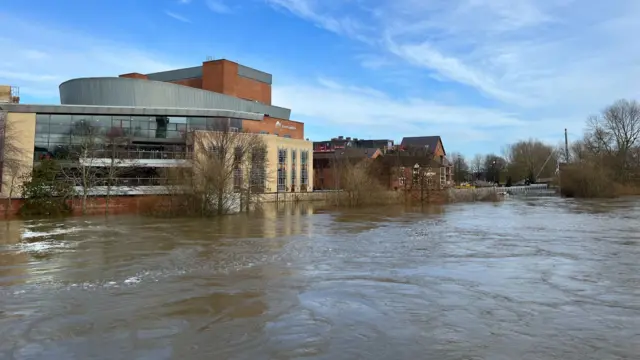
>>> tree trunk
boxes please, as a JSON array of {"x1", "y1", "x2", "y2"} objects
[{"x1": 105, "y1": 185, "x2": 111, "y2": 215}]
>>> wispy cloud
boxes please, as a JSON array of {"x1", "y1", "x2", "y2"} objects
[
  {"x1": 273, "y1": 76, "x2": 534, "y2": 150},
  {"x1": 267, "y1": 0, "x2": 640, "y2": 126},
  {"x1": 205, "y1": 0, "x2": 231, "y2": 14},
  {"x1": 267, "y1": 0, "x2": 374, "y2": 43},
  {"x1": 164, "y1": 10, "x2": 191, "y2": 23},
  {"x1": 0, "y1": 17, "x2": 183, "y2": 101}
]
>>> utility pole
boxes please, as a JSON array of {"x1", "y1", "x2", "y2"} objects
[{"x1": 564, "y1": 128, "x2": 570, "y2": 163}]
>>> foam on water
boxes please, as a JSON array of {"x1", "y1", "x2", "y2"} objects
[{"x1": 21, "y1": 227, "x2": 79, "y2": 240}]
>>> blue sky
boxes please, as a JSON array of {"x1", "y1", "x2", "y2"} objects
[{"x1": 2, "y1": 0, "x2": 640, "y2": 157}]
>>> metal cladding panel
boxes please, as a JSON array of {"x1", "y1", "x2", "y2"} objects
[
  {"x1": 0, "y1": 103, "x2": 265, "y2": 120},
  {"x1": 59, "y1": 77, "x2": 291, "y2": 119},
  {"x1": 237, "y1": 65, "x2": 272, "y2": 84},
  {"x1": 145, "y1": 66, "x2": 203, "y2": 82}
]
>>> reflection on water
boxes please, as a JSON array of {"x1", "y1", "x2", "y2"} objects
[{"x1": 1, "y1": 199, "x2": 639, "y2": 359}]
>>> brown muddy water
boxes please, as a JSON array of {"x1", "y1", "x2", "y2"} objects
[{"x1": 0, "y1": 197, "x2": 639, "y2": 359}]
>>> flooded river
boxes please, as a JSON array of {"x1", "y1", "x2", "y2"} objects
[{"x1": 1, "y1": 197, "x2": 639, "y2": 359}]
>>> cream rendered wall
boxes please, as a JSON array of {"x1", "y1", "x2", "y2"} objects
[
  {"x1": 1, "y1": 112, "x2": 36, "y2": 198},
  {"x1": 262, "y1": 135, "x2": 313, "y2": 193}
]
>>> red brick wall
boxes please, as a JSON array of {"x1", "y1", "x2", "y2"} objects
[
  {"x1": 202, "y1": 60, "x2": 272, "y2": 104},
  {"x1": 313, "y1": 167, "x2": 338, "y2": 190},
  {"x1": 0, "y1": 196, "x2": 169, "y2": 218},
  {"x1": 235, "y1": 75, "x2": 271, "y2": 105},
  {"x1": 119, "y1": 73, "x2": 148, "y2": 80},
  {"x1": 170, "y1": 78, "x2": 203, "y2": 89}
]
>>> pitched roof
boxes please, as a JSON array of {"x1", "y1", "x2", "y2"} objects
[{"x1": 400, "y1": 136, "x2": 445, "y2": 155}]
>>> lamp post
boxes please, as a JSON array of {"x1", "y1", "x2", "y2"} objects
[{"x1": 491, "y1": 160, "x2": 497, "y2": 184}]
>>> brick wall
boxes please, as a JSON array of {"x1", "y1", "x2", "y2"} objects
[{"x1": 0, "y1": 195, "x2": 171, "y2": 218}]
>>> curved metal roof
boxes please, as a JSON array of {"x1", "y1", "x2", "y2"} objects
[{"x1": 59, "y1": 77, "x2": 291, "y2": 119}]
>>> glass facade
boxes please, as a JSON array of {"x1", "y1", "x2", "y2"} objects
[{"x1": 34, "y1": 114, "x2": 243, "y2": 160}]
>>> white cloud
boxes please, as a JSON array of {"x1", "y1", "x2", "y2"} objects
[
  {"x1": 273, "y1": 77, "x2": 532, "y2": 152},
  {"x1": 164, "y1": 10, "x2": 191, "y2": 23},
  {"x1": 0, "y1": 17, "x2": 184, "y2": 101},
  {"x1": 267, "y1": 0, "x2": 640, "y2": 123},
  {"x1": 206, "y1": 0, "x2": 231, "y2": 14}
]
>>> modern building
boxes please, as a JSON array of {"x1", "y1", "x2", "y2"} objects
[{"x1": 0, "y1": 59, "x2": 313, "y2": 198}]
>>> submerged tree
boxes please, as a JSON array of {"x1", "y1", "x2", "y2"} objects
[
  {"x1": 62, "y1": 120, "x2": 103, "y2": 215},
  {"x1": 19, "y1": 159, "x2": 74, "y2": 217},
  {"x1": 159, "y1": 125, "x2": 269, "y2": 217}
]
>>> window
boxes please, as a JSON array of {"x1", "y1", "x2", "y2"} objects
[
  {"x1": 49, "y1": 114, "x2": 72, "y2": 144},
  {"x1": 301, "y1": 150, "x2": 309, "y2": 189},
  {"x1": 234, "y1": 146, "x2": 243, "y2": 165},
  {"x1": 250, "y1": 147, "x2": 267, "y2": 193},
  {"x1": 155, "y1": 116, "x2": 169, "y2": 138},
  {"x1": 399, "y1": 167, "x2": 406, "y2": 186},
  {"x1": 291, "y1": 149, "x2": 297, "y2": 191},
  {"x1": 284, "y1": 135, "x2": 291, "y2": 138},
  {"x1": 131, "y1": 116, "x2": 153, "y2": 138},
  {"x1": 233, "y1": 167, "x2": 243, "y2": 191},
  {"x1": 35, "y1": 114, "x2": 50, "y2": 155},
  {"x1": 110, "y1": 116, "x2": 131, "y2": 138},
  {"x1": 260, "y1": 131, "x2": 269, "y2": 134},
  {"x1": 277, "y1": 148, "x2": 287, "y2": 191}
]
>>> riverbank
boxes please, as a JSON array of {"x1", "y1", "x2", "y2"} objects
[{"x1": 0, "y1": 187, "x2": 499, "y2": 219}]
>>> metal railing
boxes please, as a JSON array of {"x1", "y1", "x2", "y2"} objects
[
  {"x1": 47, "y1": 177, "x2": 170, "y2": 187},
  {"x1": 37, "y1": 150, "x2": 191, "y2": 162},
  {"x1": 88, "y1": 150, "x2": 190, "y2": 160}
]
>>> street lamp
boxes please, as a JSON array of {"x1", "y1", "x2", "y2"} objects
[{"x1": 491, "y1": 160, "x2": 497, "y2": 184}]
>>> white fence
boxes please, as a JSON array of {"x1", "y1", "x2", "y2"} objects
[{"x1": 498, "y1": 184, "x2": 555, "y2": 195}]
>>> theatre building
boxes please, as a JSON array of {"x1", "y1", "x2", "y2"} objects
[{"x1": 0, "y1": 59, "x2": 313, "y2": 197}]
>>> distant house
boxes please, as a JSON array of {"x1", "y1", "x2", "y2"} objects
[
  {"x1": 313, "y1": 147, "x2": 382, "y2": 190},
  {"x1": 374, "y1": 153, "x2": 447, "y2": 190},
  {"x1": 397, "y1": 136, "x2": 453, "y2": 187}
]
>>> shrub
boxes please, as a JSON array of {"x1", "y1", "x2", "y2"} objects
[{"x1": 560, "y1": 163, "x2": 615, "y2": 198}]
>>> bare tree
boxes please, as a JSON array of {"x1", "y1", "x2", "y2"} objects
[
  {"x1": 62, "y1": 120, "x2": 103, "y2": 215},
  {"x1": 0, "y1": 112, "x2": 30, "y2": 217},
  {"x1": 333, "y1": 157, "x2": 385, "y2": 206},
  {"x1": 159, "y1": 125, "x2": 269, "y2": 216},
  {"x1": 505, "y1": 139, "x2": 556, "y2": 182},
  {"x1": 585, "y1": 99, "x2": 640, "y2": 180},
  {"x1": 101, "y1": 128, "x2": 140, "y2": 215},
  {"x1": 472, "y1": 154, "x2": 484, "y2": 180},
  {"x1": 483, "y1": 154, "x2": 507, "y2": 183},
  {"x1": 449, "y1": 152, "x2": 469, "y2": 184}
]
